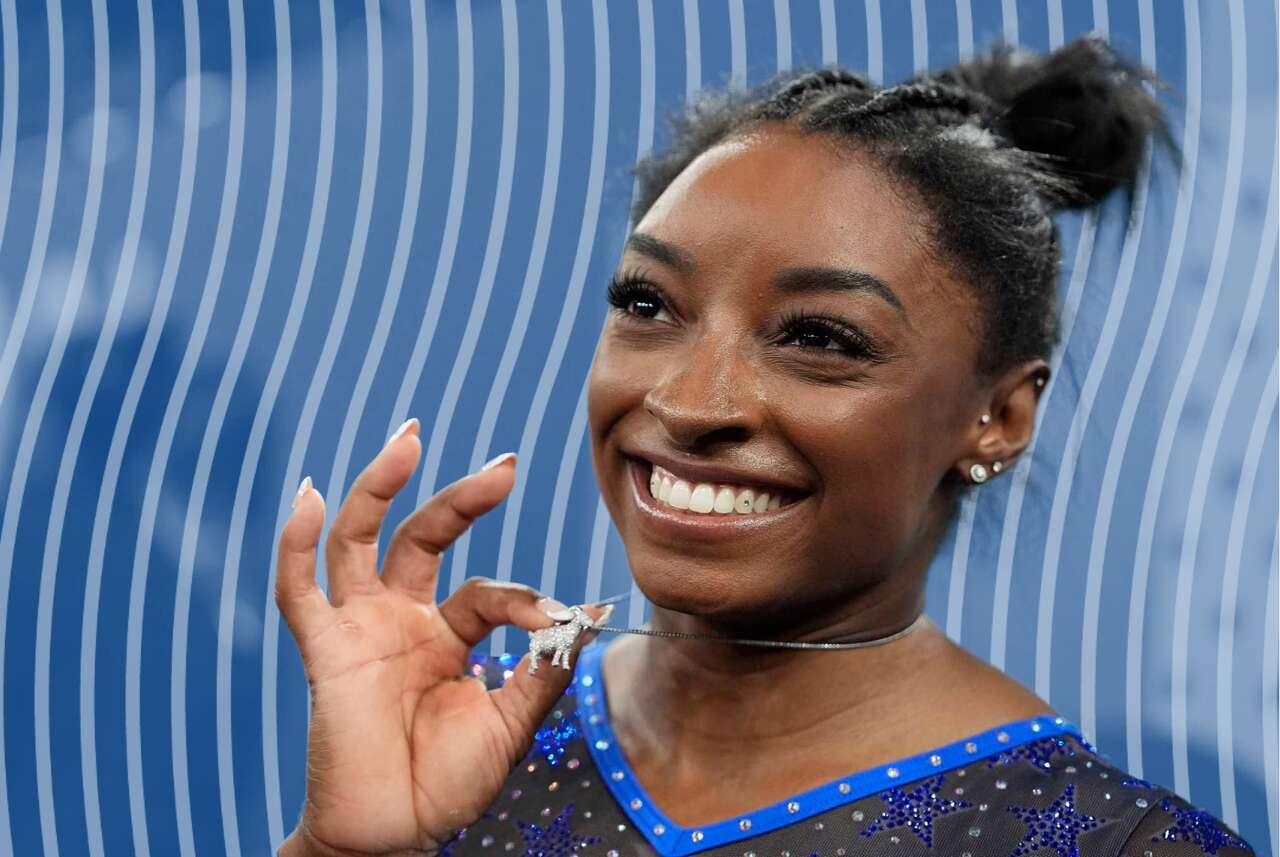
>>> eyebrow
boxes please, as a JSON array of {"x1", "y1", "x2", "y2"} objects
[
  {"x1": 625, "y1": 232, "x2": 695, "y2": 274},
  {"x1": 623, "y1": 231, "x2": 909, "y2": 322},
  {"x1": 772, "y1": 266, "x2": 908, "y2": 321}
]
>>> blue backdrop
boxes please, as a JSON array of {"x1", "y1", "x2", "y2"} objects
[{"x1": 0, "y1": 1, "x2": 1275, "y2": 855}]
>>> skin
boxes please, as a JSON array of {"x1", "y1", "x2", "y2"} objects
[
  {"x1": 586, "y1": 124, "x2": 1054, "y2": 825},
  {"x1": 276, "y1": 123, "x2": 1052, "y2": 855}
]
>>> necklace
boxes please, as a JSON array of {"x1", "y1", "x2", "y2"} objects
[{"x1": 525, "y1": 591, "x2": 930, "y2": 675}]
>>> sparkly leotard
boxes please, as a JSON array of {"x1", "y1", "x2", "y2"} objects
[{"x1": 440, "y1": 641, "x2": 1255, "y2": 857}]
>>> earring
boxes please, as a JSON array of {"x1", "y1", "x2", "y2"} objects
[
  {"x1": 969, "y1": 463, "x2": 990, "y2": 483},
  {"x1": 992, "y1": 460, "x2": 1003, "y2": 474},
  {"x1": 1035, "y1": 376, "x2": 1046, "y2": 388},
  {"x1": 979, "y1": 413, "x2": 991, "y2": 426}
]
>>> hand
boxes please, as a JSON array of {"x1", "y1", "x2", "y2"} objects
[{"x1": 274, "y1": 420, "x2": 607, "y2": 857}]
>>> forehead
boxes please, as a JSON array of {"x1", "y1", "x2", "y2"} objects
[{"x1": 633, "y1": 126, "x2": 963, "y2": 315}]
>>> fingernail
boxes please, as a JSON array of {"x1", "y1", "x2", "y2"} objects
[
  {"x1": 481, "y1": 451, "x2": 516, "y2": 472},
  {"x1": 536, "y1": 596, "x2": 574, "y2": 622},
  {"x1": 292, "y1": 476, "x2": 312, "y2": 509},
  {"x1": 584, "y1": 603, "x2": 614, "y2": 629},
  {"x1": 386, "y1": 417, "x2": 418, "y2": 447}
]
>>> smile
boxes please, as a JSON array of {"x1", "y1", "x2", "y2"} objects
[
  {"x1": 626, "y1": 456, "x2": 811, "y2": 540},
  {"x1": 647, "y1": 462, "x2": 802, "y2": 513}
]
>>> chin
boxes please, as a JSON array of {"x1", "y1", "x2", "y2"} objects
[{"x1": 623, "y1": 555, "x2": 779, "y2": 624}]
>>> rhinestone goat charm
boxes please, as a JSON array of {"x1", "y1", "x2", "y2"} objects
[{"x1": 528, "y1": 606, "x2": 597, "y2": 675}]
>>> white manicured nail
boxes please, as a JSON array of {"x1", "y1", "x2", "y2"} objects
[
  {"x1": 536, "y1": 596, "x2": 574, "y2": 621},
  {"x1": 386, "y1": 417, "x2": 418, "y2": 447},
  {"x1": 292, "y1": 476, "x2": 311, "y2": 509},
  {"x1": 481, "y1": 451, "x2": 516, "y2": 471}
]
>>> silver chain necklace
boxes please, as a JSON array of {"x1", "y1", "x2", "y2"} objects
[{"x1": 526, "y1": 591, "x2": 929, "y2": 674}]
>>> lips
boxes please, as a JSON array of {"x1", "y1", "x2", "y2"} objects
[
  {"x1": 624, "y1": 456, "x2": 811, "y2": 540},
  {"x1": 621, "y1": 449, "x2": 812, "y2": 499}
]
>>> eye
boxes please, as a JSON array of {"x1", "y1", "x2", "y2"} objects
[
  {"x1": 606, "y1": 270, "x2": 674, "y2": 322},
  {"x1": 605, "y1": 271, "x2": 885, "y2": 363},
  {"x1": 776, "y1": 307, "x2": 884, "y2": 362}
]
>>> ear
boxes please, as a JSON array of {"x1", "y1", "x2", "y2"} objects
[{"x1": 956, "y1": 360, "x2": 1050, "y2": 482}]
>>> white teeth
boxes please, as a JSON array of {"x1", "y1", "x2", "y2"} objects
[
  {"x1": 646, "y1": 464, "x2": 793, "y2": 515},
  {"x1": 668, "y1": 479, "x2": 692, "y2": 509},
  {"x1": 688, "y1": 483, "x2": 715, "y2": 513},
  {"x1": 715, "y1": 487, "x2": 738, "y2": 514}
]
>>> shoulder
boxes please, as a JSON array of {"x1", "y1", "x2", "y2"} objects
[
  {"x1": 1043, "y1": 738, "x2": 1257, "y2": 856},
  {"x1": 1121, "y1": 787, "x2": 1256, "y2": 856},
  {"x1": 957, "y1": 731, "x2": 1255, "y2": 856},
  {"x1": 1010, "y1": 733, "x2": 1255, "y2": 856}
]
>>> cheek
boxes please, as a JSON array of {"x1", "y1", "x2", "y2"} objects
[
  {"x1": 587, "y1": 339, "x2": 645, "y2": 429},
  {"x1": 783, "y1": 385, "x2": 942, "y2": 556},
  {"x1": 783, "y1": 382, "x2": 929, "y2": 473}
]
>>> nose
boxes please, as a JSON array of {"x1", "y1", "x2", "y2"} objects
[{"x1": 642, "y1": 332, "x2": 764, "y2": 447}]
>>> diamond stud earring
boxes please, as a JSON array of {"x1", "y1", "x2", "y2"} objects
[
  {"x1": 969, "y1": 463, "x2": 990, "y2": 483},
  {"x1": 979, "y1": 413, "x2": 991, "y2": 426}
]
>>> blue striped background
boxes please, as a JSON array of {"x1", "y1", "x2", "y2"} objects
[{"x1": 0, "y1": 1, "x2": 1275, "y2": 855}]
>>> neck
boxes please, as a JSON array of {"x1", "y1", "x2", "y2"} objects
[
  {"x1": 596, "y1": 566, "x2": 1060, "y2": 828},
  {"x1": 601, "y1": 582, "x2": 944, "y2": 768}
]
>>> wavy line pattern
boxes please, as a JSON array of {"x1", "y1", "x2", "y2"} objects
[{"x1": 0, "y1": 2, "x2": 1274, "y2": 854}]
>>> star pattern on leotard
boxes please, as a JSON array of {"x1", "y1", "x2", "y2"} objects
[
  {"x1": 515, "y1": 802, "x2": 602, "y2": 857},
  {"x1": 1151, "y1": 797, "x2": 1250, "y2": 855},
  {"x1": 524, "y1": 706, "x2": 583, "y2": 767},
  {"x1": 1005, "y1": 783, "x2": 1105, "y2": 857},
  {"x1": 858, "y1": 773, "x2": 972, "y2": 847},
  {"x1": 1119, "y1": 776, "x2": 1157, "y2": 790},
  {"x1": 985, "y1": 736, "x2": 1078, "y2": 772}
]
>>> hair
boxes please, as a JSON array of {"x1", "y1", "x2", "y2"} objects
[
  {"x1": 625, "y1": 34, "x2": 1176, "y2": 511},
  {"x1": 624, "y1": 35, "x2": 1172, "y2": 391}
]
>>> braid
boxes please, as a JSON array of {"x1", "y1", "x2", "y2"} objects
[
  {"x1": 803, "y1": 81, "x2": 995, "y2": 135},
  {"x1": 857, "y1": 82, "x2": 992, "y2": 120},
  {"x1": 787, "y1": 68, "x2": 871, "y2": 94},
  {"x1": 755, "y1": 68, "x2": 874, "y2": 121},
  {"x1": 778, "y1": 67, "x2": 870, "y2": 99}
]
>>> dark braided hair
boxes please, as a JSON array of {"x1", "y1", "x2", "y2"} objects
[{"x1": 628, "y1": 34, "x2": 1176, "y2": 391}]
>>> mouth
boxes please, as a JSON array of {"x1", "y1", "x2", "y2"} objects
[{"x1": 625, "y1": 455, "x2": 812, "y2": 540}]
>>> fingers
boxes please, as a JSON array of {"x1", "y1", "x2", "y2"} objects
[
  {"x1": 325, "y1": 418, "x2": 422, "y2": 605},
  {"x1": 276, "y1": 477, "x2": 331, "y2": 643},
  {"x1": 436, "y1": 576, "x2": 609, "y2": 654},
  {"x1": 436, "y1": 577, "x2": 563, "y2": 651},
  {"x1": 380, "y1": 453, "x2": 518, "y2": 602},
  {"x1": 490, "y1": 603, "x2": 611, "y2": 743}
]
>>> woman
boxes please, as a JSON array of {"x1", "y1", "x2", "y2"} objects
[{"x1": 275, "y1": 36, "x2": 1255, "y2": 857}]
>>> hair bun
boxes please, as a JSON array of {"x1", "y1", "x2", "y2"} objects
[{"x1": 926, "y1": 34, "x2": 1174, "y2": 208}]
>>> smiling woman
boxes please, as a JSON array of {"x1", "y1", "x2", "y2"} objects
[{"x1": 275, "y1": 35, "x2": 1254, "y2": 857}]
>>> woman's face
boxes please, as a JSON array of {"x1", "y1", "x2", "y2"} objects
[{"x1": 587, "y1": 125, "x2": 996, "y2": 632}]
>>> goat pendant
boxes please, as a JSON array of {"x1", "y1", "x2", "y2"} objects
[{"x1": 527, "y1": 606, "x2": 596, "y2": 675}]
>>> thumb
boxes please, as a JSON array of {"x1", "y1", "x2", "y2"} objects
[{"x1": 489, "y1": 602, "x2": 614, "y2": 751}]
